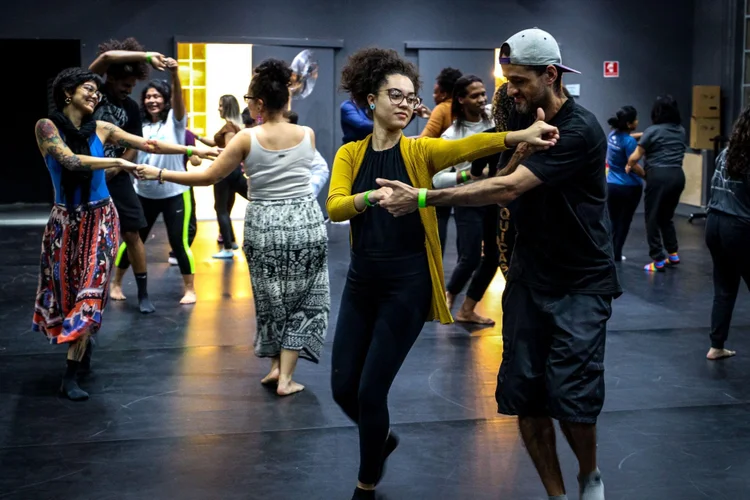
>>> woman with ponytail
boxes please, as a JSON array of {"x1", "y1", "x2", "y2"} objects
[
  {"x1": 136, "y1": 58, "x2": 330, "y2": 397},
  {"x1": 605, "y1": 105, "x2": 642, "y2": 261},
  {"x1": 33, "y1": 67, "x2": 216, "y2": 401}
]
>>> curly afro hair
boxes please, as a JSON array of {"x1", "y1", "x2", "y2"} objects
[
  {"x1": 340, "y1": 48, "x2": 421, "y2": 110},
  {"x1": 97, "y1": 37, "x2": 150, "y2": 80},
  {"x1": 726, "y1": 105, "x2": 750, "y2": 180},
  {"x1": 492, "y1": 83, "x2": 515, "y2": 133},
  {"x1": 436, "y1": 67, "x2": 462, "y2": 95},
  {"x1": 249, "y1": 58, "x2": 293, "y2": 112}
]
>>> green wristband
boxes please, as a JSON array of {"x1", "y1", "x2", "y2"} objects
[
  {"x1": 186, "y1": 146, "x2": 193, "y2": 158},
  {"x1": 461, "y1": 170, "x2": 469, "y2": 183},
  {"x1": 363, "y1": 190, "x2": 375, "y2": 207},
  {"x1": 418, "y1": 188, "x2": 428, "y2": 209},
  {"x1": 146, "y1": 52, "x2": 153, "y2": 64}
]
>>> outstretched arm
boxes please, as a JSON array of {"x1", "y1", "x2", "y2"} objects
[
  {"x1": 423, "y1": 111, "x2": 559, "y2": 176},
  {"x1": 35, "y1": 119, "x2": 133, "y2": 171},
  {"x1": 136, "y1": 130, "x2": 247, "y2": 186},
  {"x1": 377, "y1": 165, "x2": 542, "y2": 216},
  {"x1": 98, "y1": 121, "x2": 218, "y2": 159},
  {"x1": 89, "y1": 50, "x2": 166, "y2": 76},
  {"x1": 165, "y1": 58, "x2": 185, "y2": 121}
]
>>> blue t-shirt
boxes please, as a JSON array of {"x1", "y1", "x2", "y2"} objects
[
  {"x1": 46, "y1": 134, "x2": 109, "y2": 206},
  {"x1": 606, "y1": 130, "x2": 641, "y2": 187}
]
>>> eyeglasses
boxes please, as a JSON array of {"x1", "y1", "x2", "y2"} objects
[
  {"x1": 244, "y1": 94, "x2": 253, "y2": 102},
  {"x1": 381, "y1": 88, "x2": 422, "y2": 109},
  {"x1": 81, "y1": 84, "x2": 102, "y2": 103}
]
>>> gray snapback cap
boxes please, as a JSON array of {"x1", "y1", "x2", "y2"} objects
[{"x1": 498, "y1": 27, "x2": 581, "y2": 74}]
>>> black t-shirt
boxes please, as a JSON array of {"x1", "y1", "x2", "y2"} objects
[
  {"x1": 507, "y1": 99, "x2": 621, "y2": 296},
  {"x1": 350, "y1": 140, "x2": 425, "y2": 259},
  {"x1": 92, "y1": 86, "x2": 143, "y2": 158}
]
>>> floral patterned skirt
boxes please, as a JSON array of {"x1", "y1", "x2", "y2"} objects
[{"x1": 32, "y1": 198, "x2": 119, "y2": 344}]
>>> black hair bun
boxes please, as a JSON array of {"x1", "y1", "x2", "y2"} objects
[{"x1": 255, "y1": 59, "x2": 292, "y2": 86}]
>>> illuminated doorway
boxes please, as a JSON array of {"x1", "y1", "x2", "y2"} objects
[{"x1": 177, "y1": 42, "x2": 253, "y2": 221}]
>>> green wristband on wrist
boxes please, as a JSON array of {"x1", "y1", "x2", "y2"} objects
[
  {"x1": 461, "y1": 170, "x2": 469, "y2": 183},
  {"x1": 186, "y1": 146, "x2": 193, "y2": 158},
  {"x1": 146, "y1": 52, "x2": 153, "y2": 64},
  {"x1": 418, "y1": 188, "x2": 428, "y2": 209},
  {"x1": 363, "y1": 190, "x2": 375, "y2": 207}
]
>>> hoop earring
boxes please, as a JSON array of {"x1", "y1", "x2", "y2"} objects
[{"x1": 65, "y1": 97, "x2": 72, "y2": 104}]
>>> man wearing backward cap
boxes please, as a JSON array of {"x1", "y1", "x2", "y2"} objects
[{"x1": 378, "y1": 27, "x2": 620, "y2": 500}]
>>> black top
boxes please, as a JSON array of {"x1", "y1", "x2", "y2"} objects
[
  {"x1": 92, "y1": 86, "x2": 143, "y2": 159},
  {"x1": 707, "y1": 148, "x2": 750, "y2": 223},
  {"x1": 506, "y1": 99, "x2": 621, "y2": 296},
  {"x1": 351, "y1": 140, "x2": 425, "y2": 259}
]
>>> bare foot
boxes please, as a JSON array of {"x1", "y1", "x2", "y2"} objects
[
  {"x1": 180, "y1": 290, "x2": 196, "y2": 305},
  {"x1": 455, "y1": 309, "x2": 495, "y2": 325},
  {"x1": 261, "y1": 368, "x2": 280, "y2": 385},
  {"x1": 276, "y1": 380, "x2": 305, "y2": 396},
  {"x1": 446, "y1": 291, "x2": 455, "y2": 310},
  {"x1": 707, "y1": 348, "x2": 736, "y2": 360},
  {"x1": 110, "y1": 284, "x2": 126, "y2": 301}
]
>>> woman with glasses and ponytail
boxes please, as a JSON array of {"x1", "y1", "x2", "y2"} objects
[
  {"x1": 33, "y1": 67, "x2": 216, "y2": 401},
  {"x1": 326, "y1": 48, "x2": 558, "y2": 499}
]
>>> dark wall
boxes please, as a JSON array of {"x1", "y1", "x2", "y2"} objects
[
  {"x1": 3, "y1": 0, "x2": 738, "y2": 203},
  {"x1": 692, "y1": 0, "x2": 744, "y2": 135}
]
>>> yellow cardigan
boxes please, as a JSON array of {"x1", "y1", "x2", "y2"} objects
[{"x1": 326, "y1": 131, "x2": 511, "y2": 324}]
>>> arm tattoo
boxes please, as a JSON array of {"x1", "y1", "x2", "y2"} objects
[
  {"x1": 496, "y1": 142, "x2": 532, "y2": 177},
  {"x1": 48, "y1": 145, "x2": 91, "y2": 172},
  {"x1": 35, "y1": 120, "x2": 61, "y2": 148}
]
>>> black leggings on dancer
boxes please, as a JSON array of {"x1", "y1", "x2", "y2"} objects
[
  {"x1": 446, "y1": 205, "x2": 499, "y2": 301},
  {"x1": 706, "y1": 211, "x2": 750, "y2": 350},
  {"x1": 214, "y1": 166, "x2": 248, "y2": 249},
  {"x1": 118, "y1": 191, "x2": 195, "y2": 275},
  {"x1": 331, "y1": 251, "x2": 432, "y2": 485},
  {"x1": 607, "y1": 183, "x2": 642, "y2": 261}
]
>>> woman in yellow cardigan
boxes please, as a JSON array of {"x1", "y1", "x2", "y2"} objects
[{"x1": 326, "y1": 48, "x2": 558, "y2": 500}]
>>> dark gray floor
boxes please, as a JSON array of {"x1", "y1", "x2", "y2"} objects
[{"x1": 1, "y1": 212, "x2": 749, "y2": 500}]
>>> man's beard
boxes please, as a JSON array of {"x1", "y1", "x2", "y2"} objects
[{"x1": 515, "y1": 90, "x2": 550, "y2": 117}]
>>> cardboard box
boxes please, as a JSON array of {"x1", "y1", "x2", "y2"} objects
[
  {"x1": 692, "y1": 85, "x2": 720, "y2": 118},
  {"x1": 690, "y1": 117, "x2": 721, "y2": 150}
]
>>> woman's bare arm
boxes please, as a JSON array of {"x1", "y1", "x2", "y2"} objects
[
  {"x1": 98, "y1": 121, "x2": 219, "y2": 159},
  {"x1": 35, "y1": 119, "x2": 132, "y2": 171}
]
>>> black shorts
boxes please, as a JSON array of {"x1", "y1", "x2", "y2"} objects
[
  {"x1": 107, "y1": 170, "x2": 147, "y2": 233},
  {"x1": 495, "y1": 280, "x2": 612, "y2": 424}
]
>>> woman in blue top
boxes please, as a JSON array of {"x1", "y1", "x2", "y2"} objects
[
  {"x1": 605, "y1": 105, "x2": 642, "y2": 262},
  {"x1": 627, "y1": 95, "x2": 687, "y2": 272},
  {"x1": 33, "y1": 67, "x2": 217, "y2": 401},
  {"x1": 705, "y1": 105, "x2": 750, "y2": 360}
]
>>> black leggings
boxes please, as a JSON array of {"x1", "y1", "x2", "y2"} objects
[
  {"x1": 331, "y1": 251, "x2": 432, "y2": 484},
  {"x1": 644, "y1": 168, "x2": 685, "y2": 261},
  {"x1": 214, "y1": 166, "x2": 248, "y2": 249},
  {"x1": 117, "y1": 191, "x2": 195, "y2": 275},
  {"x1": 706, "y1": 211, "x2": 750, "y2": 349},
  {"x1": 447, "y1": 205, "x2": 500, "y2": 301},
  {"x1": 607, "y1": 183, "x2": 643, "y2": 261}
]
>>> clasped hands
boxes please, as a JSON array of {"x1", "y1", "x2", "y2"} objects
[
  {"x1": 117, "y1": 146, "x2": 221, "y2": 180},
  {"x1": 377, "y1": 108, "x2": 560, "y2": 217}
]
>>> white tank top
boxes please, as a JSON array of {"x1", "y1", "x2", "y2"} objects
[{"x1": 244, "y1": 127, "x2": 315, "y2": 201}]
